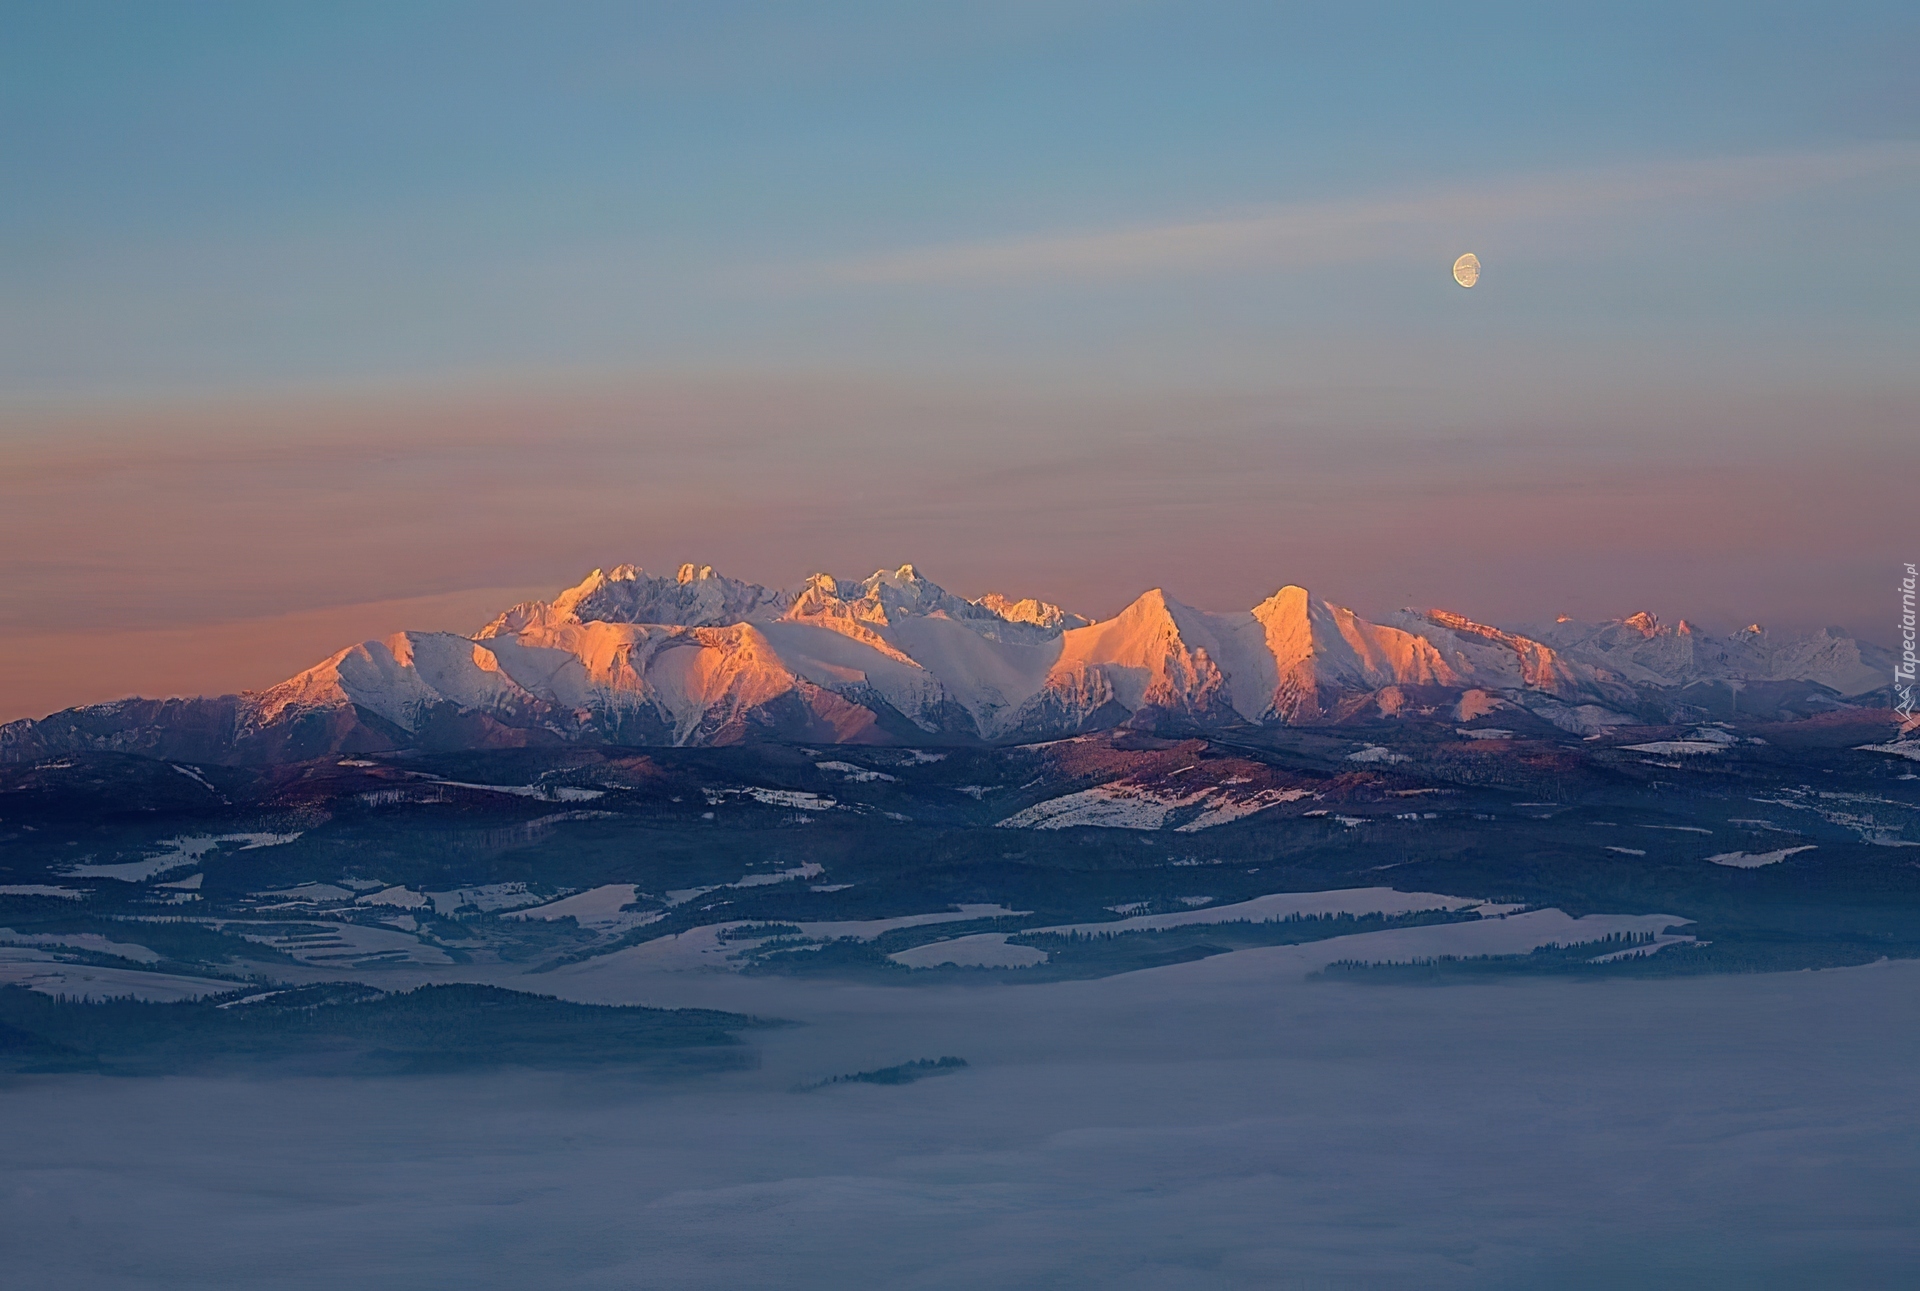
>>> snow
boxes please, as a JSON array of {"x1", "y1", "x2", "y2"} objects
[
  {"x1": 355, "y1": 886, "x2": 430, "y2": 909},
  {"x1": 732, "y1": 863, "x2": 824, "y2": 888},
  {"x1": 1456, "y1": 728, "x2": 1513, "y2": 740},
  {"x1": 1606, "y1": 847, "x2": 1648, "y2": 856},
  {"x1": 0, "y1": 929, "x2": 159, "y2": 963},
  {"x1": 790, "y1": 905, "x2": 1028, "y2": 943},
  {"x1": 878, "y1": 615, "x2": 1058, "y2": 732},
  {"x1": 543, "y1": 922, "x2": 744, "y2": 974},
  {"x1": 91, "y1": 565, "x2": 1896, "y2": 753},
  {"x1": 233, "y1": 833, "x2": 303, "y2": 850},
  {"x1": 1347, "y1": 745, "x2": 1411, "y2": 764},
  {"x1": 430, "y1": 780, "x2": 606, "y2": 802},
  {"x1": 65, "y1": 833, "x2": 302, "y2": 882},
  {"x1": 708, "y1": 787, "x2": 839, "y2": 811},
  {"x1": 535, "y1": 905, "x2": 1032, "y2": 978},
  {"x1": 222, "y1": 920, "x2": 452, "y2": 966},
  {"x1": 505, "y1": 884, "x2": 645, "y2": 929},
  {"x1": 1290, "y1": 908, "x2": 1689, "y2": 970},
  {"x1": 1748, "y1": 787, "x2": 1920, "y2": 847},
  {"x1": 1622, "y1": 741, "x2": 1729, "y2": 755},
  {"x1": 754, "y1": 618, "x2": 956, "y2": 734},
  {"x1": 424, "y1": 883, "x2": 547, "y2": 916},
  {"x1": 814, "y1": 761, "x2": 897, "y2": 782},
  {"x1": 1589, "y1": 933, "x2": 1702, "y2": 962},
  {"x1": 996, "y1": 781, "x2": 1213, "y2": 831},
  {"x1": 1707, "y1": 846, "x2": 1817, "y2": 868},
  {"x1": 170, "y1": 764, "x2": 217, "y2": 793},
  {"x1": 156, "y1": 873, "x2": 203, "y2": 890},
  {"x1": 1174, "y1": 787, "x2": 1312, "y2": 832},
  {"x1": 1030, "y1": 889, "x2": 1521, "y2": 937},
  {"x1": 630, "y1": 573, "x2": 1655, "y2": 739},
  {"x1": 249, "y1": 883, "x2": 355, "y2": 905},
  {"x1": 1532, "y1": 702, "x2": 1637, "y2": 735},
  {"x1": 889, "y1": 933, "x2": 1049, "y2": 969},
  {"x1": 0, "y1": 949, "x2": 234, "y2": 1001},
  {"x1": 1856, "y1": 742, "x2": 1920, "y2": 762},
  {"x1": 998, "y1": 781, "x2": 1309, "y2": 832},
  {"x1": 0, "y1": 885, "x2": 87, "y2": 900}
]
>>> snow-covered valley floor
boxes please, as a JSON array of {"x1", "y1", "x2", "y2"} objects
[{"x1": 5, "y1": 950, "x2": 1919, "y2": 1288}]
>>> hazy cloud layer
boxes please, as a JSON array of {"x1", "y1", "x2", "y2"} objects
[{"x1": 4, "y1": 956, "x2": 1917, "y2": 1287}]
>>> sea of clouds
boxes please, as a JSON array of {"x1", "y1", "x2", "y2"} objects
[{"x1": 5, "y1": 948, "x2": 1918, "y2": 1288}]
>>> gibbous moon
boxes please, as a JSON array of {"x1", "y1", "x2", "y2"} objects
[{"x1": 1452, "y1": 253, "x2": 1480, "y2": 288}]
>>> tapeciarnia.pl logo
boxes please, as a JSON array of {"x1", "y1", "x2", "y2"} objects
[{"x1": 1898, "y1": 562, "x2": 1918, "y2": 734}]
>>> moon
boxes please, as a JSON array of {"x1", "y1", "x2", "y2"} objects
[{"x1": 1452, "y1": 253, "x2": 1480, "y2": 288}]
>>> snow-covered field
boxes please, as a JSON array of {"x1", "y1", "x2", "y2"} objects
[
  {"x1": 1027, "y1": 887, "x2": 1520, "y2": 937},
  {"x1": 219, "y1": 919, "x2": 454, "y2": 966},
  {"x1": 426, "y1": 882, "x2": 549, "y2": 915},
  {"x1": 888, "y1": 932, "x2": 1049, "y2": 968},
  {"x1": 517, "y1": 901, "x2": 1675, "y2": 992},
  {"x1": 504, "y1": 884, "x2": 646, "y2": 927},
  {"x1": 533, "y1": 904, "x2": 1036, "y2": 978},
  {"x1": 64, "y1": 833, "x2": 303, "y2": 882},
  {"x1": 787, "y1": 904, "x2": 1025, "y2": 942},
  {"x1": 1707, "y1": 846, "x2": 1818, "y2": 868},
  {"x1": 0, "y1": 928, "x2": 160, "y2": 962},
  {"x1": 1621, "y1": 740, "x2": 1729, "y2": 756},
  {"x1": 731, "y1": 863, "x2": 825, "y2": 888},
  {"x1": 1854, "y1": 741, "x2": 1920, "y2": 762},
  {"x1": 0, "y1": 947, "x2": 233, "y2": 1001},
  {"x1": 1173, "y1": 788, "x2": 1312, "y2": 832},
  {"x1": 995, "y1": 780, "x2": 1309, "y2": 832},
  {"x1": 6, "y1": 951, "x2": 1918, "y2": 1288},
  {"x1": 1589, "y1": 932, "x2": 1702, "y2": 963},
  {"x1": 429, "y1": 780, "x2": 606, "y2": 802}
]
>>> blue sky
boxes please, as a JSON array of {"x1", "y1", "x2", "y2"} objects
[
  {"x1": 4, "y1": 1, "x2": 1913, "y2": 394},
  {"x1": 1, "y1": 3, "x2": 1915, "y2": 715}
]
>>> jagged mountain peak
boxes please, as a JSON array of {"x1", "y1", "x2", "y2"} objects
[
  {"x1": 479, "y1": 563, "x2": 785, "y2": 637},
  {"x1": 972, "y1": 592, "x2": 1089, "y2": 632},
  {"x1": 783, "y1": 565, "x2": 1087, "y2": 644},
  {"x1": 1, "y1": 564, "x2": 1893, "y2": 764}
]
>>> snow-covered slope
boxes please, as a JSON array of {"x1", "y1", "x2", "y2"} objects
[
  {"x1": 1524, "y1": 612, "x2": 1892, "y2": 698},
  {"x1": 1, "y1": 563, "x2": 1894, "y2": 762}
]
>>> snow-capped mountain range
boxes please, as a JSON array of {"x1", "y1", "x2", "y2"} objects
[{"x1": 2, "y1": 563, "x2": 1894, "y2": 763}]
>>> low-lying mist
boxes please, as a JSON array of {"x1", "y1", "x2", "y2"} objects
[{"x1": 5, "y1": 949, "x2": 1918, "y2": 1289}]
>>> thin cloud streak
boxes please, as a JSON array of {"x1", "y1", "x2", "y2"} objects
[{"x1": 776, "y1": 142, "x2": 1920, "y2": 286}]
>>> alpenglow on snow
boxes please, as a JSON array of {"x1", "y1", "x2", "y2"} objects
[{"x1": 1, "y1": 562, "x2": 1892, "y2": 763}]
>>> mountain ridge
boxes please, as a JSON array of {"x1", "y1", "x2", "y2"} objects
[{"x1": 1, "y1": 563, "x2": 1896, "y2": 764}]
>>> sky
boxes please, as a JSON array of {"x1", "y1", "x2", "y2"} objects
[{"x1": 2, "y1": 1, "x2": 1916, "y2": 720}]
